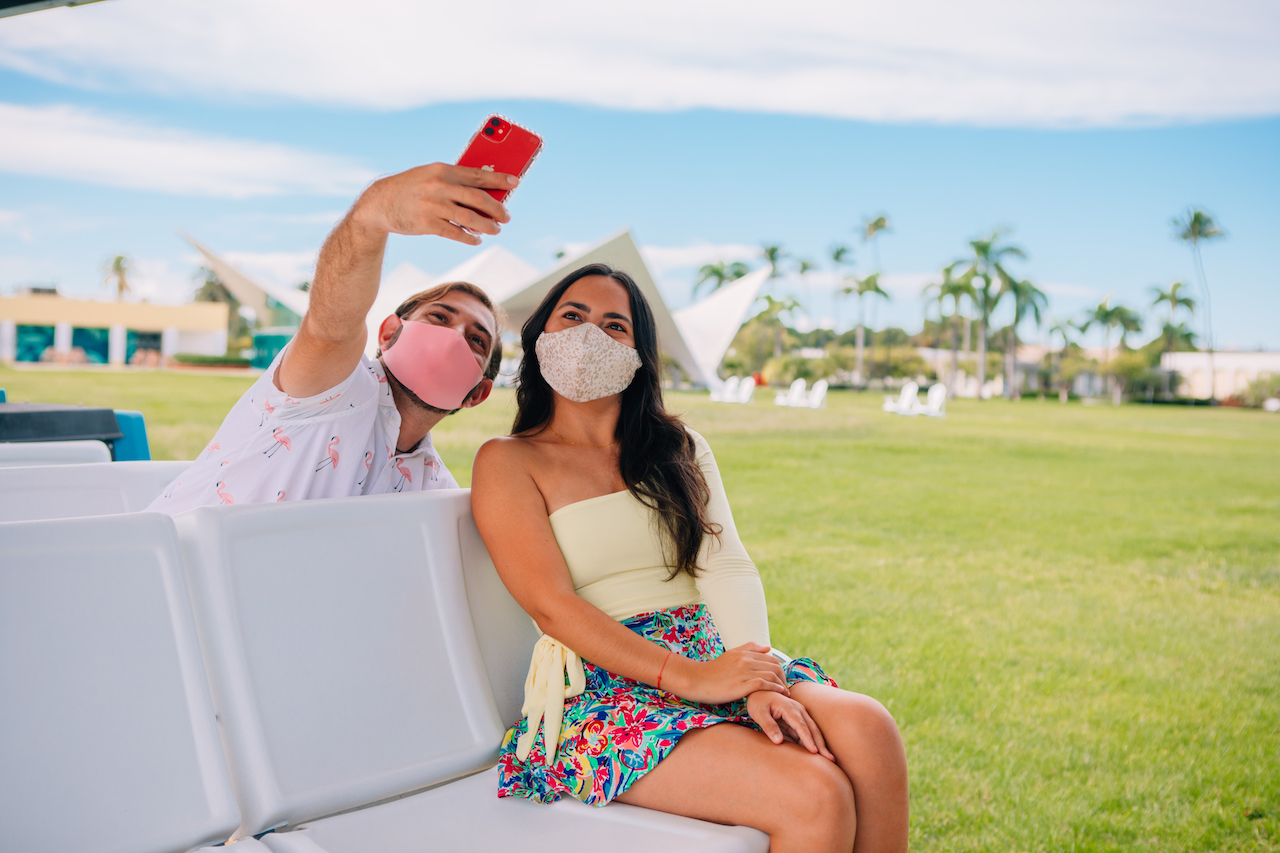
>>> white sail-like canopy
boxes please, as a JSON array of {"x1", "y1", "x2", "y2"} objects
[
  {"x1": 498, "y1": 229, "x2": 715, "y2": 386},
  {"x1": 183, "y1": 233, "x2": 311, "y2": 325},
  {"x1": 185, "y1": 230, "x2": 761, "y2": 386},
  {"x1": 672, "y1": 267, "x2": 769, "y2": 390}
]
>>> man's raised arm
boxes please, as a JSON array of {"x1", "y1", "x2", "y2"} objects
[{"x1": 276, "y1": 164, "x2": 518, "y2": 398}]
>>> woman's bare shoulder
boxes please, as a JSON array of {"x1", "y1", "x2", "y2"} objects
[{"x1": 473, "y1": 434, "x2": 546, "y2": 483}]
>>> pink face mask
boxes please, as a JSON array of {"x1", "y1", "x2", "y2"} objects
[{"x1": 380, "y1": 318, "x2": 485, "y2": 410}]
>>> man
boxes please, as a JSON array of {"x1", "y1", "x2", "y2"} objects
[{"x1": 148, "y1": 163, "x2": 520, "y2": 513}]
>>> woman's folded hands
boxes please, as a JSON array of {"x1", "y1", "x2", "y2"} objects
[
  {"x1": 746, "y1": 690, "x2": 835, "y2": 759},
  {"x1": 662, "y1": 641, "x2": 790, "y2": 705}
]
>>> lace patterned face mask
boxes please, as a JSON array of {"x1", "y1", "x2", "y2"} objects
[{"x1": 535, "y1": 322, "x2": 642, "y2": 403}]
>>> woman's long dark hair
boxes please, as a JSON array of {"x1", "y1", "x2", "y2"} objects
[{"x1": 514, "y1": 263, "x2": 718, "y2": 578}]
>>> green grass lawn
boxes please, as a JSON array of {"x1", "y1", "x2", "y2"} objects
[{"x1": 4, "y1": 365, "x2": 1278, "y2": 851}]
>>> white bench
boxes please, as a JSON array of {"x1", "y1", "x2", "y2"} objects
[
  {"x1": 0, "y1": 438, "x2": 112, "y2": 468},
  {"x1": 168, "y1": 489, "x2": 769, "y2": 852},
  {"x1": 0, "y1": 460, "x2": 190, "y2": 521},
  {"x1": 0, "y1": 513, "x2": 240, "y2": 853},
  {"x1": 0, "y1": 489, "x2": 769, "y2": 852}
]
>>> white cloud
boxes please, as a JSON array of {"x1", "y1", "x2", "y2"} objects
[
  {"x1": 0, "y1": 0, "x2": 1276, "y2": 125},
  {"x1": 877, "y1": 273, "x2": 935, "y2": 299},
  {"x1": 129, "y1": 256, "x2": 196, "y2": 303},
  {"x1": 222, "y1": 250, "x2": 317, "y2": 290},
  {"x1": 0, "y1": 103, "x2": 377, "y2": 198},
  {"x1": 640, "y1": 243, "x2": 760, "y2": 276},
  {"x1": 1040, "y1": 280, "x2": 1102, "y2": 299},
  {"x1": 0, "y1": 209, "x2": 34, "y2": 243}
]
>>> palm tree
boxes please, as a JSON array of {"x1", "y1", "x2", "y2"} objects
[
  {"x1": 751, "y1": 295, "x2": 801, "y2": 359},
  {"x1": 1086, "y1": 297, "x2": 1142, "y2": 403},
  {"x1": 830, "y1": 245, "x2": 854, "y2": 328},
  {"x1": 841, "y1": 273, "x2": 890, "y2": 383},
  {"x1": 861, "y1": 215, "x2": 891, "y2": 272},
  {"x1": 760, "y1": 244, "x2": 789, "y2": 280},
  {"x1": 1171, "y1": 209, "x2": 1225, "y2": 400},
  {"x1": 694, "y1": 260, "x2": 751, "y2": 297},
  {"x1": 1001, "y1": 277, "x2": 1048, "y2": 398},
  {"x1": 1150, "y1": 280, "x2": 1195, "y2": 326},
  {"x1": 959, "y1": 230, "x2": 1026, "y2": 397},
  {"x1": 924, "y1": 263, "x2": 973, "y2": 396},
  {"x1": 1113, "y1": 305, "x2": 1143, "y2": 350},
  {"x1": 1149, "y1": 281, "x2": 1196, "y2": 398},
  {"x1": 103, "y1": 255, "x2": 131, "y2": 301},
  {"x1": 794, "y1": 258, "x2": 818, "y2": 319},
  {"x1": 1087, "y1": 298, "x2": 1119, "y2": 366},
  {"x1": 194, "y1": 266, "x2": 247, "y2": 345},
  {"x1": 1047, "y1": 319, "x2": 1074, "y2": 402}
]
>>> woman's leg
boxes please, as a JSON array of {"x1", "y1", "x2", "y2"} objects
[
  {"x1": 789, "y1": 683, "x2": 909, "y2": 853},
  {"x1": 615, "y1": 722, "x2": 856, "y2": 853}
]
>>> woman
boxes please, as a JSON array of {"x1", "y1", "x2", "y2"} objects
[{"x1": 471, "y1": 263, "x2": 908, "y2": 853}]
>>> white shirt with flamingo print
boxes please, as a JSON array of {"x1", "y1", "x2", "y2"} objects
[{"x1": 146, "y1": 347, "x2": 458, "y2": 514}]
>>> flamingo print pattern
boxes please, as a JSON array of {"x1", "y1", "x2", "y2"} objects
[
  {"x1": 264, "y1": 426, "x2": 292, "y2": 457},
  {"x1": 393, "y1": 458, "x2": 413, "y2": 492},
  {"x1": 356, "y1": 450, "x2": 373, "y2": 486},
  {"x1": 315, "y1": 435, "x2": 340, "y2": 471},
  {"x1": 145, "y1": 353, "x2": 459, "y2": 514}
]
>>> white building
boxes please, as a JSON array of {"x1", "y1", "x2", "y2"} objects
[{"x1": 1161, "y1": 351, "x2": 1280, "y2": 400}]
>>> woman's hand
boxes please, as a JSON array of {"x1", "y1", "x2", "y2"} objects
[
  {"x1": 664, "y1": 642, "x2": 788, "y2": 705},
  {"x1": 746, "y1": 690, "x2": 835, "y2": 760}
]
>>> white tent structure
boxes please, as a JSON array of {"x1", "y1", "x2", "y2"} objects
[
  {"x1": 494, "y1": 229, "x2": 765, "y2": 388},
  {"x1": 671, "y1": 267, "x2": 770, "y2": 390},
  {"x1": 186, "y1": 229, "x2": 765, "y2": 387},
  {"x1": 183, "y1": 233, "x2": 311, "y2": 327}
]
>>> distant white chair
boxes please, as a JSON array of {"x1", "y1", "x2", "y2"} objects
[
  {"x1": 916, "y1": 383, "x2": 947, "y2": 418},
  {"x1": 710, "y1": 375, "x2": 741, "y2": 403},
  {"x1": 775, "y1": 378, "x2": 807, "y2": 407},
  {"x1": 882, "y1": 381, "x2": 920, "y2": 415},
  {"x1": 736, "y1": 376, "x2": 756, "y2": 404},
  {"x1": 803, "y1": 379, "x2": 828, "y2": 409}
]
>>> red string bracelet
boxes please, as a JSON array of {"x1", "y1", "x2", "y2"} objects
[{"x1": 656, "y1": 649, "x2": 674, "y2": 691}]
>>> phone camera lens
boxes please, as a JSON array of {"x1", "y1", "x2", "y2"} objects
[
  {"x1": 484, "y1": 127, "x2": 495, "y2": 136},
  {"x1": 489, "y1": 118, "x2": 501, "y2": 128}
]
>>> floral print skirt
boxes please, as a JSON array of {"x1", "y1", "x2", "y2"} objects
[{"x1": 495, "y1": 603, "x2": 836, "y2": 806}]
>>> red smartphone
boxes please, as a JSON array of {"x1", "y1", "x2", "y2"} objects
[{"x1": 456, "y1": 115, "x2": 543, "y2": 213}]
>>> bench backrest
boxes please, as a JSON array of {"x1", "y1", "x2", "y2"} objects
[
  {"x1": 0, "y1": 438, "x2": 112, "y2": 468},
  {"x1": 0, "y1": 513, "x2": 240, "y2": 853},
  {"x1": 173, "y1": 489, "x2": 538, "y2": 839},
  {"x1": 0, "y1": 460, "x2": 190, "y2": 521}
]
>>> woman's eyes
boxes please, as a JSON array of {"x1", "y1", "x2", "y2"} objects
[{"x1": 558, "y1": 311, "x2": 627, "y2": 335}]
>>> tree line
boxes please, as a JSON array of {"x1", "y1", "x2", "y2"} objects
[{"x1": 704, "y1": 208, "x2": 1227, "y2": 402}]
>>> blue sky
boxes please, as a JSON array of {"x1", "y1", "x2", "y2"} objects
[{"x1": 1, "y1": 0, "x2": 1277, "y2": 350}]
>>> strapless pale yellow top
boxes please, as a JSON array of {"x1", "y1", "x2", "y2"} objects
[{"x1": 517, "y1": 430, "x2": 770, "y2": 764}]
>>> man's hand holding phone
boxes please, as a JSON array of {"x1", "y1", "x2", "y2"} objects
[{"x1": 351, "y1": 164, "x2": 518, "y2": 247}]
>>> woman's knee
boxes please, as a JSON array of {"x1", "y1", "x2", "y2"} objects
[
  {"x1": 779, "y1": 752, "x2": 857, "y2": 830},
  {"x1": 847, "y1": 693, "x2": 902, "y2": 743}
]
